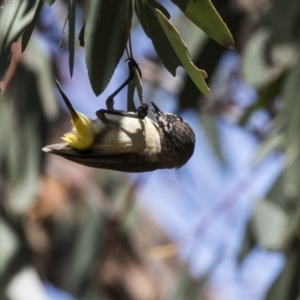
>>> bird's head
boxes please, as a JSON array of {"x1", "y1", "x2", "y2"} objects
[{"x1": 151, "y1": 102, "x2": 195, "y2": 168}]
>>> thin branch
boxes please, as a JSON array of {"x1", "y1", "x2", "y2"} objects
[{"x1": 58, "y1": 13, "x2": 69, "y2": 51}]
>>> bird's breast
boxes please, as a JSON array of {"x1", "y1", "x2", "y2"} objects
[{"x1": 92, "y1": 115, "x2": 162, "y2": 161}]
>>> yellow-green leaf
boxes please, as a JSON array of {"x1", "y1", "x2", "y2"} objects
[
  {"x1": 152, "y1": 7, "x2": 210, "y2": 95},
  {"x1": 171, "y1": 0, "x2": 235, "y2": 49},
  {"x1": 85, "y1": 0, "x2": 132, "y2": 96},
  {"x1": 0, "y1": 0, "x2": 39, "y2": 80}
]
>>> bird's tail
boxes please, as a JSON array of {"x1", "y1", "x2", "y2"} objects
[{"x1": 54, "y1": 78, "x2": 95, "y2": 150}]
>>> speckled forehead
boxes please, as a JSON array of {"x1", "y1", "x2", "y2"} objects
[
  {"x1": 158, "y1": 113, "x2": 185, "y2": 132},
  {"x1": 161, "y1": 113, "x2": 186, "y2": 124}
]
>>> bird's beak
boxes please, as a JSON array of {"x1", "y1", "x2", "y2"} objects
[{"x1": 151, "y1": 102, "x2": 162, "y2": 120}]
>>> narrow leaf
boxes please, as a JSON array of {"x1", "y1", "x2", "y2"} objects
[
  {"x1": 0, "y1": 0, "x2": 39, "y2": 80},
  {"x1": 85, "y1": 0, "x2": 132, "y2": 96},
  {"x1": 78, "y1": 21, "x2": 85, "y2": 47},
  {"x1": 252, "y1": 200, "x2": 288, "y2": 250},
  {"x1": 135, "y1": 0, "x2": 170, "y2": 38},
  {"x1": 43, "y1": 0, "x2": 55, "y2": 6},
  {"x1": 68, "y1": 0, "x2": 76, "y2": 77},
  {"x1": 136, "y1": 0, "x2": 179, "y2": 74},
  {"x1": 149, "y1": 5, "x2": 210, "y2": 95},
  {"x1": 239, "y1": 74, "x2": 284, "y2": 125},
  {"x1": 171, "y1": 0, "x2": 235, "y2": 49},
  {"x1": 265, "y1": 252, "x2": 300, "y2": 300},
  {"x1": 21, "y1": 0, "x2": 43, "y2": 52},
  {"x1": 238, "y1": 222, "x2": 255, "y2": 263},
  {"x1": 135, "y1": 0, "x2": 150, "y2": 37},
  {"x1": 148, "y1": 0, "x2": 170, "y2": 19}
]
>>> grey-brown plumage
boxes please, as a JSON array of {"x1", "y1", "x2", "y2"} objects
[
  {"x1": 151, "y1": 102, "x2": 195, "y2": 170},
  {"x1": 43, "y1": 101, "x2": 195, "y2": 173}
]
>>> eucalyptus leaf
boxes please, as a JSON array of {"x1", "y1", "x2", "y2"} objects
[
  {"x1": 238, "y1": 222, "x2": 255, "y2": 263},
  {"x1": 21, "y1": 0, "x2": 44, "y2": 52},
  {"x1": 60, "y1": 203, "x2": 106, "y2": 296},
  {"x1": 172, "y1": 268, "x2": 207, "y2": 300},
  {"x1": 78, "y1": 21, "x2": 85, "y2": 47},
  {"x1": 136, "y1": 0, "x2": 181, "y2": 75},
  {"x1": 0, "y1": 0, "x2": 39, "y2": 80},
  {"x1": 43, "y1": 0, "x2": 55, "y2": 6},
  {"x1": 149, "y1": 5, "x2": 210, "y2": 95},
  {"x1": 281, "y1": 195, "x2": 300, "y2": 251},
  {"x1": 242, "y1": 29, "x2": 270, "y2": 87},
  {"x1": 269, "y1": 0, "x2": 300, "y2": 46},
  {"x1": 135, "y1": 0, "x2": 150, "y2": 37},
  {"x1": 136, "y1": 1, "x2": 210, "y2": 95},
  {"x1": 265, "y1": 252, "x2": 300, "y2": 300},
  {"x1": 68, "y1": 0, "x2": 76, "y2": 77},
  {"x1": 252, "y1": 200, "x2": 288, "y2": 250},
  {"x1": 251, "y1": 120, "x2": 285, "y2": 167},
  {"x1": 284, "y1": 142, "x2": 300, "y2": 200},
  {"x1": 200, "y1": 112, "x2": 224, "y2": 162},
  {"x1": 148, "y1": 0, "x2": 170, "y2": 19},
  {"x1": 0, "y1": 220, "x2": 19, "y2": 274},
  {"x1": 251, "y1": 134, "x2": 283, "y2": 167},
  {"x1": 171, "y1": 0, "x2": 234, "y2": 48},
  {"x1": 282, "y1": 60, "x2": 300, "y2": 147},
  {"x1": 239, "y1": 74, "x2": 285, "y2": 125},
  {"x1": 85, "y1": 0, "x2": 133, "y2": 96}
]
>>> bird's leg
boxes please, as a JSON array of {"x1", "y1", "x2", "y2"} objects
[
  {"x1": 105, "y1": 58, "x2": 141, "y2": 110},
  {"x1": 96, "y1": 103, "x2": 148, "y2": 121}
]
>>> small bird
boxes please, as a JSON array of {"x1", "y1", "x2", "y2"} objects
[{"x1": 43, "y1": 81, "x2": 195, "y2": 173}]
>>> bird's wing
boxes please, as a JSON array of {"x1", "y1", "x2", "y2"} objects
[{"x1": 42, "y1": 143, "x2": 159, "y2": 172}]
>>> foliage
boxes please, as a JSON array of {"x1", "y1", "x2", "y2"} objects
[
  {"x1": 0, "y1": 0, "x2": 233, "y2": 97},
  {"x1": 0, "y1": 0, "x2": 233, "y2": 300},
  {"x1": 227, "y1": 0, "x2": 300, "y2": 299},
  {"x1": 2, "y1": 0, "x2": 300, "y2": 299}
]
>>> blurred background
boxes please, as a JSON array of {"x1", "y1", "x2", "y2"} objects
[{"x1": 1, "y1": 0, "x2": 300, "y2": 299}]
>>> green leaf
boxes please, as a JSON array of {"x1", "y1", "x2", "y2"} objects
[
  {"x1": 282, "y1": 60, "x2": 300, "y2": 147},
  {"x1": 265, "y1": 252, "x2": 300, "y2": 300},
  {"x1": 135, "y1": 0, "x2": 150, "y2": 37},
  {"x1": 282, "y1": 198, "x2": 300, "y2": 251},
  {"x1": 0, "y1": 62, "x2": 49, "y2": 213},
  {"x1": 43, "y1": 0, "x2": 55, "y2": 6},
  {"x1": 85, "y1": 0, "x2": 133, "y2": 96},
  {"x1": 171, "y1": 0, "x2": 234, "y2": 49},
  {"x1": 21, "y1": 0, "x2": 44, "y2": 52},
  {"x1": 136, "y1": 0, "x2": 181, "y2": 75},
  {"x1": 251, "y1": 134, "x2": 283, "y2": 167},
  {"x1": 252, "y1": 200, "x2": 288, "y2": 250},
  {"x1": 0, "y1": 0, "x2": 39, "y2": 80},
  {"x1": 148, "y1": 0, "x2": 170, "y2": 19},
  {"x1": 200, "y1": 112, "x2": 224, "y2": 162},
  {"x1": 78, "y1": 21, "x2": 85, "y2": 47},
  {"x1": 269, "y1": 0, "x2": 300, "y2": 46},
  {"x1": 60, "y1": 203, "x2": 106, "y2": 295},
  {"x1": 171, "y1": 268, "x2": 208, "y2": 300},
  {"x1": 68, "y1": 0, "x2": 76, "y2": 77},
  {"x1": 135, "y1": 0, "x2": 170, "y2": 38},
  {"x1": 238, "y1": 222, "x2": 255, "y2": 263},
  {"x1": 148, "y1": 5, "x2": 210, "y2": 95},
  {"x1": 239, "y1": 74, "x2": 285, "y2": 125}
]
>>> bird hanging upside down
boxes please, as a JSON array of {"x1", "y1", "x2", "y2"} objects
[{"x1": 43, "y1": 61, "x2": 195, "y2": 173}]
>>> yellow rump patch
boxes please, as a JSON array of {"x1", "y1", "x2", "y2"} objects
[{"x1": 62, "y1": 111, "x2": 95, "y2": 150}]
